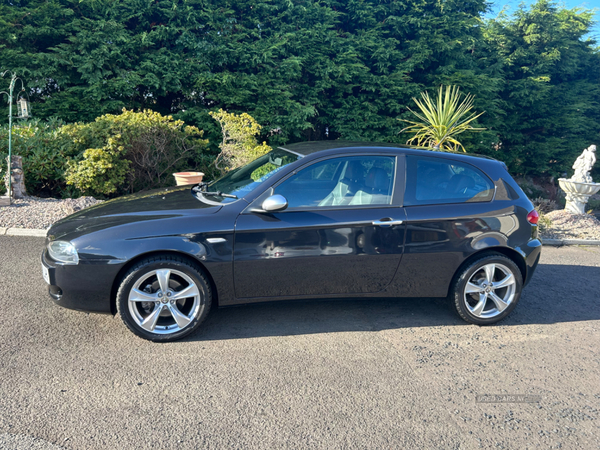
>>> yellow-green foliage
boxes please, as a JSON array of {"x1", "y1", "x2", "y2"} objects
[
  {"x1": 66, "y1": 142, "x2": 130, "y2": 195},
  {"x1": 536, "y1": 209, "x2": 553, "y2": 234},
  {"x1": 250, "y1": 163, "x2": 277, "y2": 182},
  {"x1": 400, "y1": 85, "x2": 485, "y2": 153},
  {"x1": 249, "y1": 155, "x2": 297, "y2": 182},
  {"x1": 66, "y1": 109, "x2": 208, "y2": 196},
  {"x1": 209, "y1": 109, "x2": 271, "y2": 175}
]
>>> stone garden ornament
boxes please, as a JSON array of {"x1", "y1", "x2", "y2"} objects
[
  {"x1": 572, "y1": 144, "x2": 596, "y2": 183},
  {"x1": 558, "y1": 145, "x2": 600, "y2": 215}
]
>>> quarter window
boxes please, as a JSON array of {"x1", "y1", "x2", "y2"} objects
[
  {"x1": 274, "y1": 155, "x2": 396, "y2": 209},
  {"x1": 405, "y1": 156, "x2": 494, "y2": 206}
]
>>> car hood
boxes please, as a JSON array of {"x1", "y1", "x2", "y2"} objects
[{"x1": 48, "y1": 186, "x2": 222, "y2": 240}]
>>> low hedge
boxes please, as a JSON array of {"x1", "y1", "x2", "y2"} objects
[{"x1": 1, "y1": 110, "x2": 217, "y2": 198}]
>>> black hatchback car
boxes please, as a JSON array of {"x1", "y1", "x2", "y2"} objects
[{"x1": 42, "y1": 141, "x2": 541, "y2": 341}]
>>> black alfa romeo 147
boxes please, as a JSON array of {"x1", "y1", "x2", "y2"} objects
[{"x1": 42, "y1": 141, "x2": 542, "y2": 341}]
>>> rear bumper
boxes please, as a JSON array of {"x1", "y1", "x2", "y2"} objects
[
  {"x1": 41, "y1": 250, "x2": 122, "y2": 314},
  {"x1": 522, "y1": 238, "x2": 542, "y2": 287}
]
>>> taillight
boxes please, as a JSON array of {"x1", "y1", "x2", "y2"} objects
[{"x1": 527, "y1": 209, "x2": 540, "y2": 225}]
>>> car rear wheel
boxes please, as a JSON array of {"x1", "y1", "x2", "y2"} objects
[
  {"x1": 116, "y1": 255, "x2": 212, "y2": 342},
  {"x1": 451, "y1": 254, "x2": 523, "y2": 325}
]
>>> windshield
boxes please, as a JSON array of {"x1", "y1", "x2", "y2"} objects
[{"x1": 199, "y1": 148, "x2": 302, "y2": 203}]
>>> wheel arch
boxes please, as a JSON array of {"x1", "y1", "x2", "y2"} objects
[
  {"x1": 109, "y1": 250, "x2": 219, "y2": 315},
  {"x1": 446, "y1": 246, "x2": 526, "y2": 297}
]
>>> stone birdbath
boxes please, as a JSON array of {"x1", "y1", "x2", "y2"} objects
[{"x1": 558, "y1": 144, "x2": 600, "y2": 214}]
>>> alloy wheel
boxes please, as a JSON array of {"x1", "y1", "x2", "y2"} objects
[
  {"x1": 128, "y1": 268, "x2": 203, "y2": 335},
  {"x1": 463, "y1": 263, "x2": 516, "y2": 319}
]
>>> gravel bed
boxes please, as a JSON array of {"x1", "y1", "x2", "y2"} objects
[
  {"x1": 0, "y1": 196, "x2": 103, "y2": 230},
  {"x1": 540, "y1": 209, "x2": 600, "y2": 240}
]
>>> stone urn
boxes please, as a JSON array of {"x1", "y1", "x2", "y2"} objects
[{"x1": 558, "y1": 178, "x2": 600, "y2": 214}]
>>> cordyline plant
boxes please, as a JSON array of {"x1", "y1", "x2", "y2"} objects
[{"x1": 401, "y1": 85, "x2": 485, "y2": 152}]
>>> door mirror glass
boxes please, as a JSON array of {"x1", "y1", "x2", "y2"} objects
[{"x1": 262, "y1": 194, "x2": 288, "y2": 212}]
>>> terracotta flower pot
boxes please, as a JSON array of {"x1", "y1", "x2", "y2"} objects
[{"x1": 173, "y1": 172, "x2": 204, "y2": 186}]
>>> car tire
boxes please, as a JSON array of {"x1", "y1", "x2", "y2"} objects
[
  {"x1": 450, "y1": 253, "x2": 523, "y2": 325},
  {"x1": 116, "y1": 255, "x2": 212, "y2": 342}
]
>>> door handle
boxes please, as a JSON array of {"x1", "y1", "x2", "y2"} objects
[{"x1": 372, "y1": 219, "x2": 404, "y2": 227}]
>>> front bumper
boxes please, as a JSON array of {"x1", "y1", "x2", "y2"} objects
[{"x1": 41, "y1": 250, "x2": 122, "y2": 314}]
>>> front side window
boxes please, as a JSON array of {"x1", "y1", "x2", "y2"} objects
[
  {"x1": 404, "y1": 155, "x2": 495, "y2": 206},
  {"x1": 274, "y1": 155, "x2": 396, "y2": 209}
]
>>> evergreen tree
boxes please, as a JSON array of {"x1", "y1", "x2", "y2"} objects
[
  {"x1": 482, "y1": 0, "x2": 600, "y2": 176},
  {"x1": 0, "y1": 0, "x2": 598, "y2": 178}
]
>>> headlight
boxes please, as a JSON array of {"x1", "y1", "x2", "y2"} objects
[{"x1": 48, "y1": 240, "x2": 79, "y2": 265}]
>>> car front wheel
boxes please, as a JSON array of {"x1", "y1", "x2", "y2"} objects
[
  {"x1": 116, "y1": 255, "x2": 212, "y2": 342},
  {"x1": 451, "y1": 254, "x2": 523, "y2": 325}
]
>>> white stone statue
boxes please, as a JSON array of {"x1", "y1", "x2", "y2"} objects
[
  {"x1": 570, "y1": 144, "x2": 596, "y2": 183},
  {"x1": 558, "y1": 144, "x2": 600, "y2": 215}
]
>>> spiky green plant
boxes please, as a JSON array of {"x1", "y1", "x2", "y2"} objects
[{"x1": 400, "y1": 85, "x2": 485, "y2": 152}]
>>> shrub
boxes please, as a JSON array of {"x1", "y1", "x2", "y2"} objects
[
  {"x1": 533, "y1": 197, "x2": 558, "y2": 214},
  {"x1": 65, "y1": 142, "x2": 130, "y2": 196},
  {"x1": 66, "y1": 109, "x2": 210, "y2": 196},
  {"x1": 0, "y1": 119, "x2": 79, "y2": 197},
  {"x1": 209, "y1": 109, "x2": 271, "y2": 175},
  {"x1": 1, "y1": 111, "x2": 213, "y2": 198},
  {"x1": 537, "y1": 211, "x2": 553, "y2": 234},
  {"x1": 587, "y1": 198, "x2": 600, "y2": 212},
  {"x1": 517, "y1": 178, "x2": 549, "y2": 201}
]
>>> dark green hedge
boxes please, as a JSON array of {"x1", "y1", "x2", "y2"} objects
[{"x1": 1, "y1": 0, "x2": 598, "y2": 179}]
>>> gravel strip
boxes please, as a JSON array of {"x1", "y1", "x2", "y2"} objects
[
  {"x1": 0, "y1": 196, "x2": 102, "y2": 230},
  {"x1": 540, "y1": 209, "x2": 600, "y2": 240}
]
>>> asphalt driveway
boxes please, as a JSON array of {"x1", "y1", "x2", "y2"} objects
[{"x1": 0, "y1": 236, "x2": 599, "y2": 449}]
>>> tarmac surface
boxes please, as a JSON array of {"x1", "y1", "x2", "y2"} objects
[{"x1": 0, "y1": 236, "x2": 599, "y2": 449}]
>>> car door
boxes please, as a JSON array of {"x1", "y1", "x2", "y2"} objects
[
  {"x1": 233, "y1": 154, "x2": 407, "y2": 299},
  {"x1": 389, "y1": 154, "x2": 508, "y2": 298}
]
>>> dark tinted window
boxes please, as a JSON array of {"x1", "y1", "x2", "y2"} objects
[
  {"x1": 274, "y1": 155, "x2": 396, "y2": 209},
  {"x1": 405, "y1": 156, "x2": 494, "y2": 206}
]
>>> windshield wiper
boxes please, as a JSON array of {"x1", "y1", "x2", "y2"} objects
[
  {"x1": 192, "y1": 183, "x2": 238, "y2": 201},
  {"x1": 199, "y1": 191, "x2": 238, "y2": 199},
  {"x1": 192, "y1": 182, "x2": 210, "y2": 192}
]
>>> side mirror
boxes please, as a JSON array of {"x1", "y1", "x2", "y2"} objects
[{"x1": 261, "y1": 194, "x2": 288, "y2": 212}]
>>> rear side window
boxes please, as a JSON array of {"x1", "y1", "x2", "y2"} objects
[{"x1": 404, "y1": 155, "x2": 495, "y2": 206}]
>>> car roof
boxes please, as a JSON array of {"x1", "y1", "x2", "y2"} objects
[{"x1": 278, "y1": 140, "x2": 499, "y2": 163}]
